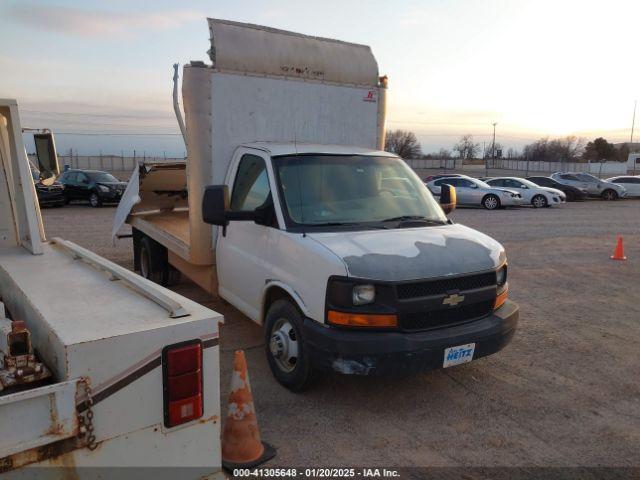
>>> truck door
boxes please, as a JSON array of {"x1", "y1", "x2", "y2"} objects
[{"x1": 216, "y1": 150, "x2": 276, "y2": 321}]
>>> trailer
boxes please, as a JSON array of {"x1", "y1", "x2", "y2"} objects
[
  {"x1": 0, "y1": 99, "x2": 224, "y2": 478},
  {"x1": 115, "y1": 19, "x2": 518, "y2": 392}
]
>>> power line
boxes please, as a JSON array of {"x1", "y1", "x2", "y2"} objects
[
  {"x1": 52, "y1": 132, "x2": 183, "y2": 136},
  {"x1": 22, "y1": 109, "x2": 172, "y2": 119}
]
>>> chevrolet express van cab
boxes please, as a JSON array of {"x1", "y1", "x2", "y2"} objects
[{"x1": 115, "y1": 19, "x2": 518, "y2": 390}]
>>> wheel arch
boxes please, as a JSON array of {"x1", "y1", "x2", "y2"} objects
[
  {"x1": 261, "y1": 282, "x2": 310, "y2": 324},
  {"x1": 482, "y1": 192, "x2": 500, "y2": 207}
]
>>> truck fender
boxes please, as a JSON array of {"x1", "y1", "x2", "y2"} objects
[{"x1": 260, "y1": 281, "x2": 310, "y2": 322}]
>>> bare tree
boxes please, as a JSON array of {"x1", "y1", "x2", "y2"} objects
[
  {"x1": 522, "y1": 136, "x2": 585, "y2": 162},
  {"x1": 384, "y1": 130, "x2": 422, "y2": 158},
  {"x1": 453, "y1": 134, "x2": 480, "y2": 159},
  {"x1": 437, "y1": 148, "x2": 452, "y2": 159},
  {"x1": 484, "y1": 142, "x2": 504, "y2": 158},
  {"x1": 506, "y1": 147, "x2": 520, "y2": 159}
]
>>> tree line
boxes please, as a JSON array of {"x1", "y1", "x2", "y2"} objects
[{"x1": 385, "y1": 129, "x2": 631, "y2": 162}]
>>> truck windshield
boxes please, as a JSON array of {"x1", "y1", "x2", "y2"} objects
[{"x1": 273, "y1": 155, "x2": 446, "y2": 229}]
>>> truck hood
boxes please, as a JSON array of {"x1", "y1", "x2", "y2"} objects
[{"x1": 308, "y1": 223, "x2": 505, "y2": 281}]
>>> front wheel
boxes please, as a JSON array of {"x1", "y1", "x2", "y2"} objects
[
  {"x1": 601, "y1": 189, "x2": 618, "y2": 201},
  {"x1": 89, "y1": 192, "x2": 102, "y2": 208},
  {"x1": 482, "y1": 194, "x2": 500, "y2": 210},
  {"x1": 265, "y1": 299, "x2": 315, "y2": 392},
  {"x1": 532, "y1": 194, "x2": 548, "y2": 208}
]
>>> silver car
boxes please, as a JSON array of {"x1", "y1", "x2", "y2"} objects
[
  {"x1": 427, "y1": 175, "x2": 523, "y2": 210},
  {"x1": 550, "y1": 172, "x2": 626, "y2": 200}
]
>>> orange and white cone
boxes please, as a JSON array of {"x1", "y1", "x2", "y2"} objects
[
  {"x1": 611, "y1": 236, "x2": 627, "y2": 261},
  {"x1": 221, "y1": 350, "x2": 275, "y2": 471}
]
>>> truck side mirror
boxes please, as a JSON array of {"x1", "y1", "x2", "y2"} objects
[
  {"x1": 202, "y1": 185, "x2": 271, "y2": 226},
  {"x1": 202, "y1": 185, "x2": 230, "y2": 226},
  {"x1": 33, "y1": 132, "x2": 60, "y2": 177},
  {"x1": 440, "y1": 184, "x2": 456, "y2": 215}
]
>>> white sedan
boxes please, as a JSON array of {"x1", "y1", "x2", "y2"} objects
[
  {"x1": 485, "y1": 177, "x2": 566, "y2": 208},
  {"x1": 605, "y1": 176, "x2": 640, "y2": 197},
  {"x1": 427, "y1": 175, "x2": 523, "y2": 210}
]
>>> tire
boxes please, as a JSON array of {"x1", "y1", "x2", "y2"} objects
[
  {"x1": 532, "y1": 194, "x2": 548, "y2": 208},
  {"x1": 89, "y1": 192, "x2": 102, "y2": 208},
  {"x1": 139, "y1": 236, "x2": 165, "y2": 284},
  {"x1": 165, "y1": 265, "x2": 181, "y2": 286},
  {"x1": 482, "y1": 194, "x2": 500, "y2": 210},
  {"x1": 601, "y1": 189, "x2": 618, "y2": 201},
  {"x1": 265, "y1": 299, "x2": 315, "y2": 392},
  {"x1": 64, "y1": 196, "x2": 71, "y2": 205}
]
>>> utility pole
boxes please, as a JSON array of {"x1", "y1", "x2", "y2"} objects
[
  {"x1": 491, "y1": 122, "x2": 497, "y2": 158},
  {"x1": 487, "y1": 123, "x2": 497, "y2": 177},
  {"x1": 631, "y1": 100, "x2": 637, "y2": 145}
]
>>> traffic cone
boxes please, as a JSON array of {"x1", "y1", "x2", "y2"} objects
[
  {"x1": 611, "y1": 236, "x2": 627, "y2": 261},
  {"x1": 221, "y1": 350, "x2": 275, "y2": 471}
]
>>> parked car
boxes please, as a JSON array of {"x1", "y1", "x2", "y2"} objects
[
  {"x1": 427, "y1": 175, "x2": 523, "y2": 210},
  {"x1": 526, "y1": 176, "x2": 588, "y2": 201},
  {"x1": 58, "y1": 169, "x2": 127, "y2": 207},
  {"x1": 550, "y1": 172, "x2": 626, "y2": 200},
  {"x1": 485, "y1": 177, "x2": 565, "y2": 208},
  {"x1": 423, "y1": 173, "x2": 464, "y2": 182},
  {"x1": 30, "y1": 165, "x2": 65, "y2": 207},
  {"x1": 605, "y1": 176, "x2": 640, "y2": 197}
]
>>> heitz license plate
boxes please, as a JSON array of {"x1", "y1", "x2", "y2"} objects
[{"x1": 443, "y1": 343, "x2": 476, "y2": 368}]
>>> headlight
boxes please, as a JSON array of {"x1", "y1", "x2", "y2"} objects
[
  {"x1": 352, "y1": 284, "x2": 375, "y2": 306},
  {"x1": 496, "y1": 265, "x2": 507, "y2": 286},
  {"x1": 98, "y1": 185, "x2": 109, "y2": 192}
]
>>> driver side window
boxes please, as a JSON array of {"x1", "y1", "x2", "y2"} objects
[{"x1": 231, "y1": 154, "x2": 271, "y2": 212}]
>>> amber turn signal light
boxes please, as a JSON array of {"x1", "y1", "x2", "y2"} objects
[
  {"x1": 494, "y1": 286, "x2": 508, "y2": 310},
  {"x1": 327, "y1": 310, "x2": 397, "y2": 328}
]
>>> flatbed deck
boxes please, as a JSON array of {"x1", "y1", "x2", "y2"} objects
[{"x1": 129, "y1": 209, "x2": 190, "y2": 261}]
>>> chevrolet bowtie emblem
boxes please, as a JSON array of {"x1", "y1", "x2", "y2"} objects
[{"x1": 442, "y1": 293, "x2": 465, "y2": 307}]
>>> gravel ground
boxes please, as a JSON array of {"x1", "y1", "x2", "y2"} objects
[{"x1": 40, "y1": 200, "x2": 640, "y2": 468}]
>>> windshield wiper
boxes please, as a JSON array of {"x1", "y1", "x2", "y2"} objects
[
  {"x1": 303, "y1": 221, "x2": 390, "y2": 229},
  {"x1": 381, "y1": 215, "x2": 446, "y2": 225}
]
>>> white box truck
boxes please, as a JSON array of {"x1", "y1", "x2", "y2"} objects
[
  {"x1": 115, "y1": 19, "x2": 519, "y2": 391},
  {"x1": 0, "y1": 99, "x2": 224, "y2": 478}
]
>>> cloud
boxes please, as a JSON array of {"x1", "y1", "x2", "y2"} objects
[{"x1": 7, "y1": 4, "x2": 203, "y2": 38}]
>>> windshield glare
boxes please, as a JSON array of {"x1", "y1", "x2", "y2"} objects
[
  {"x1": 514, "y1": 178, "x2": 538, "y2": 188},
  {"x1": 473, "y1": 179, "x2": 491, "y2": 189},
  {"x1": 88, "y1": 172, "x2": 119, "y2": 183},
  {"x1": 273, "y1": 155, "x2": 446, "y2": 227}
]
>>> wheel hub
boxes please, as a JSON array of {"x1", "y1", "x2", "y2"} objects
[
  {"x1": 269, "y1": 319, "x2": 298, "y2": 373},
  {"x1": 269, "y1": 332, "x2": 286, "y2": 359}
]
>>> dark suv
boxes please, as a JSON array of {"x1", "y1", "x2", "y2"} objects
[{"x1": 58, "y1": 169, "x2": 127, "y2": 207}]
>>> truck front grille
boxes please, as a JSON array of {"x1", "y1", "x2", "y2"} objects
[
  {"x1": 400, "y1": 300, "x2": 494, "y2": 331},
  {"x1": 396, "y1": 271, "x2": 497, "y2": 300}
]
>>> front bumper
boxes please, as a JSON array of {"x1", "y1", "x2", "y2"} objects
[
  {"x1": 37, "y1": 190, "x2": 65, "y2": 206},
  {"x1": 98, "y1": 190, "x2": 124, "y2": 203},
  {"x1": 302, "y1": 300, "x2": 519, "y2": 376}
]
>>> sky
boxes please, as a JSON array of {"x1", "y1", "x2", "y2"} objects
[{"x1": 1, "y1": 0, "x2": 639, "y2": 156}]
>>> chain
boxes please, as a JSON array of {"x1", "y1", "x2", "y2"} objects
[{"x1": 76, "y1": 378, "x2": 98, "y2": 451}]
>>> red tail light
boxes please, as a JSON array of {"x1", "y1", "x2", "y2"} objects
[{"x1": 162, "y1": 340, "x2": 203, "y2": 428}]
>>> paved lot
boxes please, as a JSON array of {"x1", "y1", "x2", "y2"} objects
[{"x1": 41, "y1": 200, "x2": 640, "y2": 467}]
